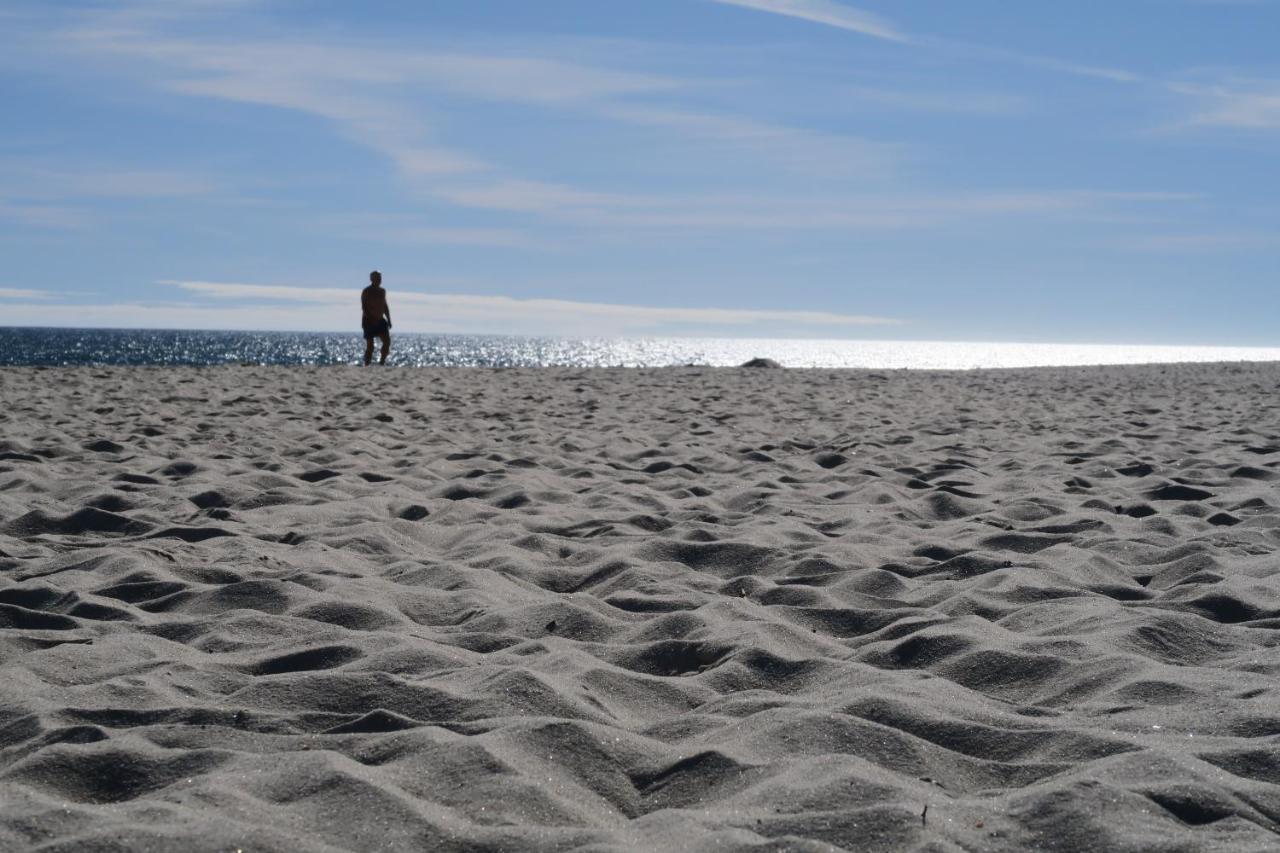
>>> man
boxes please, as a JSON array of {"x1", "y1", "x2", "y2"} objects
[{"x1": 361, "y1": 270, "x2": 392, "y2": 366}]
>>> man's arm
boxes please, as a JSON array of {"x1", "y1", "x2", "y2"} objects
[{"x1": 383, "y1": 297, "x2": 391, "y2": 327}]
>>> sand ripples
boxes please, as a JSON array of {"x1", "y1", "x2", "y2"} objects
[{"x1": 3, "y1": 364, "x2": 1280, "y2": 851}]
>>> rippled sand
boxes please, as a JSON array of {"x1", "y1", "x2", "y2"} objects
[{"x1": 2, "y1": 364, "x2": 1280, "y2": 851}]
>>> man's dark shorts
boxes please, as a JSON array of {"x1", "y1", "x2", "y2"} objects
[{"x1": 363, "y1": 319, "x2": 389, "y2": 339}]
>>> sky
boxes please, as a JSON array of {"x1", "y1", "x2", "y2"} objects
[{"x1": 1, "y1": 0, "x2": 1278, "y2": 343}]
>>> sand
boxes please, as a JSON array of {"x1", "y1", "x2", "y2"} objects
[{"x1": 2, "y1": 363, "x2": 1280, "y2": 852}]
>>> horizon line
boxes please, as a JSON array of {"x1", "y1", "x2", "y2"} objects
[{"x1": 3, "y1": 324, "x2": 1280, "y2": 351}]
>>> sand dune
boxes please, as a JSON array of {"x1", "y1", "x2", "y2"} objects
[{"x1": 2, "y1": 363, "x2": 1280, "y2": 851}]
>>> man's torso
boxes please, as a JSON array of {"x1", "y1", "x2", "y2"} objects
[{"x1": 361, "y1": 285, "x2": 387, "y2": 324}]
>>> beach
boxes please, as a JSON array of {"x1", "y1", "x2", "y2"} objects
[{"x1": 2, "y1": 362, "x2": 1279, "y2": 851}]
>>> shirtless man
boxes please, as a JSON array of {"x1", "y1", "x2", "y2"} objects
[{"x1": 361, "y1": 270, "x2": 392, "y2": 366}]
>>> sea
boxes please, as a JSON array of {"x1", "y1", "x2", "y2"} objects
[{"x1": 2, "y1": 327, "x2": 1279, "y2": 370}]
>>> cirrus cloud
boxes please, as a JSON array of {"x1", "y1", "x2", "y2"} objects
[{"x1": 706, "y1": 0, "x2": 907, "y2": 42}]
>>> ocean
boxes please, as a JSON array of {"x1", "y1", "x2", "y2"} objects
[{"x1": 2, "y1": 326, "x2": 1279, "y2": 370}]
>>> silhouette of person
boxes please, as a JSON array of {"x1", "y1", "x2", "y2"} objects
[{"x1": 361, "y1": 270, "x2": 391, "y2": 366}]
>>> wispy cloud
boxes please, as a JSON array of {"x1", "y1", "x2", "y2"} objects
[
  {"x1": 0, "y1": 287, "x2": 53, "y2": 299},
  {"x1": 58, "y1": 169, "x2": 219, "y2": 197},
  {"x1": 986, "y1": 49, "x2": 1140, "y2": 84},
  {"x1": 707, "y1": 0, "x2": 907, "y2": 42},
  {"x1": 599, "y1": 105, "x2": 899, "y2": 175},
  {"x1": 0, "y1": 279, "x2": 902, "y2": 335},
  {"x1": 705, "y1": 1, "x2": 1140, "y2": 84},
  {"x1": 1172, "y1": 79, "x2": 1280, "y2": 128},
  {"x1": 60, "y1": 23, "x2": 681, "y2": 184},
  {"x1": 843, "y1": 85, "x2": 1029, "y2": 115},
  {"x1": 0, "y1": 163, "x2": 224, "y2": 228},
  {"x1": 1123, "y1": 232, "x2": 1280, "y2": 252},
  {"x1": 0, "y1": 163, "x2": 219, "y2": 199},
  {"x1": 400, "y1": 53, "x2": 680, "y2": 104},
  {"x1": 58, "y1": 21, "x2": 895, "y2": 188},
  {"x1": 379, "y1": 227, "x2": 542, "y2": 249},
  {"x1": 147, "y1": 279, "x2": 902, "y2": 334},
  {"x1": 433, "y1": 181, "x2": 641, "y2": 216},
  {"x1": 0, "y1": 298, "x2": 877, "y2": 336},
  {"x1": 158, "y1": 66, "x2": 488, "y2": 178},
  {"x1": 0, "y1": 198, "x2": 89, "y2": 229},
  {"x1": 432, "y1": 182, "x2": 1194, "y2": 230},
  {"x1": 40, "y1": 2, "x2": 1163, "y2": 241}
]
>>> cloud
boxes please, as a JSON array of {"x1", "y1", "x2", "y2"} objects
[
  {"x1": 1172, "y1": 80, "x2": 1280, "y2": 128},
  {"x1": 598, "y1": 105, "x2": 899, "y2": 175},
  {"x1": 0, "y1": 163, "x2": 220, "y2": 199},
  {"x1": 380, "y1": 227, "x2": 542, "y2": 249},
  {"x1": 317, "y1": 211, "x2": 547, "y2": 249},
  {"x1": 431, "y1": 181, "x2": 1194, "y2": 230},
  {"x1": 399, "y1": 53, "x2": 680, "y2": 104},
  {"x1": 707, "y1": 0, "x2": 907, "y2": 42},
  {"x1": 59, "y1": 21, "x2": 886, "y2": 186},
  {"x1": 1001, "y1": 52, "x2": 1140, "y2": 84},
  {"x1": 162, "y1": 71, "x2": 488, "y2": 178},
  {"x1": 0, "y1": 287, "x2": 53, "y2": 299},
  {"x1": 59, "y1": 22, "x2": 680, "y2": 185},
  {"x1": 1123, "y1": 232, "x2": 1280, "y2": 252},
  {"x1": 704, "y1": 3, "x2": 1139, "y2": 84},
  {"x1": 130, "y1": 279, "x2": 902, "y2": 335},
  {"x1": 19, "y1": 1, "x2": 1194, "y2": 262},
  {"x1": 41, "y1": 3, "x2": 1158, "y2": 239},
  {"x1": 0, "y1": 198, "x2": 89, "y2": 229},
  {"x1": 59, "y1": 169, "x2": 219, "y2": 197},
  {"x1": 842, "y1": 86, "x2": 1029, "y2": 115},
  {"x1": 433, "y1": 180, "x2": 643, "y2": 216}
]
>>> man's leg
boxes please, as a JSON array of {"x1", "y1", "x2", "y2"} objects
[
  {"x1": 364, "y1": 336, "x2": 374, "y2": 366},
  {"x1": 378, "y1": 331, "x2": 390, "y2": 365}
]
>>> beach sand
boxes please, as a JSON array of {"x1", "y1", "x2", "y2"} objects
[{"x1": 2, "y1": 363, "x2": 1280, "y2": 852}]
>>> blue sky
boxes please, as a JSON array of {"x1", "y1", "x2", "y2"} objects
[{"x1": 2, "y1": 0, "x2": 1278, "y2": 343}]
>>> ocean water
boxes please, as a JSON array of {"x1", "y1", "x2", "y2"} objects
[{"x1": 2, "y1": 326, "x2": 1279, "y2": 369}]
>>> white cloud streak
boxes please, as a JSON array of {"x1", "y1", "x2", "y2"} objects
[
  {"x1": 1172, "y1": 80, "x2": 1280, "y2": 128},
  {"x1": 707, "y1": 0, "x2": 907, "y2": 42},
  {"x1": 842, "y1": 86, "x2": 1029, "y2": 115},
  {"x1": 162, "y1": 71, "x2": 487, "y2": 178},
  {"x1": 434, "y1": 181, "x2": 637, "y2": 216},
  {"x1": 1, "y1": 164, "x2": 220, "y2": 199},
  {"x1": 0, "y1": 198, "x2": 89, "y2": 229},
  {"x1": 1123, "y1": 232, "x2": 1280, "y2": 252},
  {"x1": 599, "y1": 105, "x2": 898, "y2": 175},
  {"x1": 705, "y1": 3, "x2": 1141, "y2": 85},
  {"x1": 132, "y1": 279, "x2": 901, "y2": 334},
  {"x1": 990, "y1": 49, "x2": 1140, "y2": 84},
  {"x1": 0, "y1": 287, "x2": 53, "y2": 300},
  {"x1": 23, "y1": 1, "x2": 1204, "y2": 255},
  {"x1": 61, "y1": 24, "x2": 681, "y2": 183},
  {"x1": 58, "y1": 169, "x2": 219, "y2": 197},
  {"x1": 47, "y1": 7, "x2": 909, "y2": 194},
  {"x1": 381, "y1": 227, "x2": 542, "y2": 249},
  {"x1": 42, "y1": 4, "x2": 1170, "y2": 240},
  {"x1": 431, "y1": 183, "x2": 1194, "y2": 230}
]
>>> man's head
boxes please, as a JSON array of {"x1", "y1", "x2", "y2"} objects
[{"x1": 370, "y1": 270, "x2": 382, "y2": 286}]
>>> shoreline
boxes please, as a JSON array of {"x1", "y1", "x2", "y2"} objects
[
  {"x1": 5, "y1": 327, "x2": 1280, "y2": 371},
  {"x1": 5, "y1": 358, "x2": 1280, "y2": 373}
]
